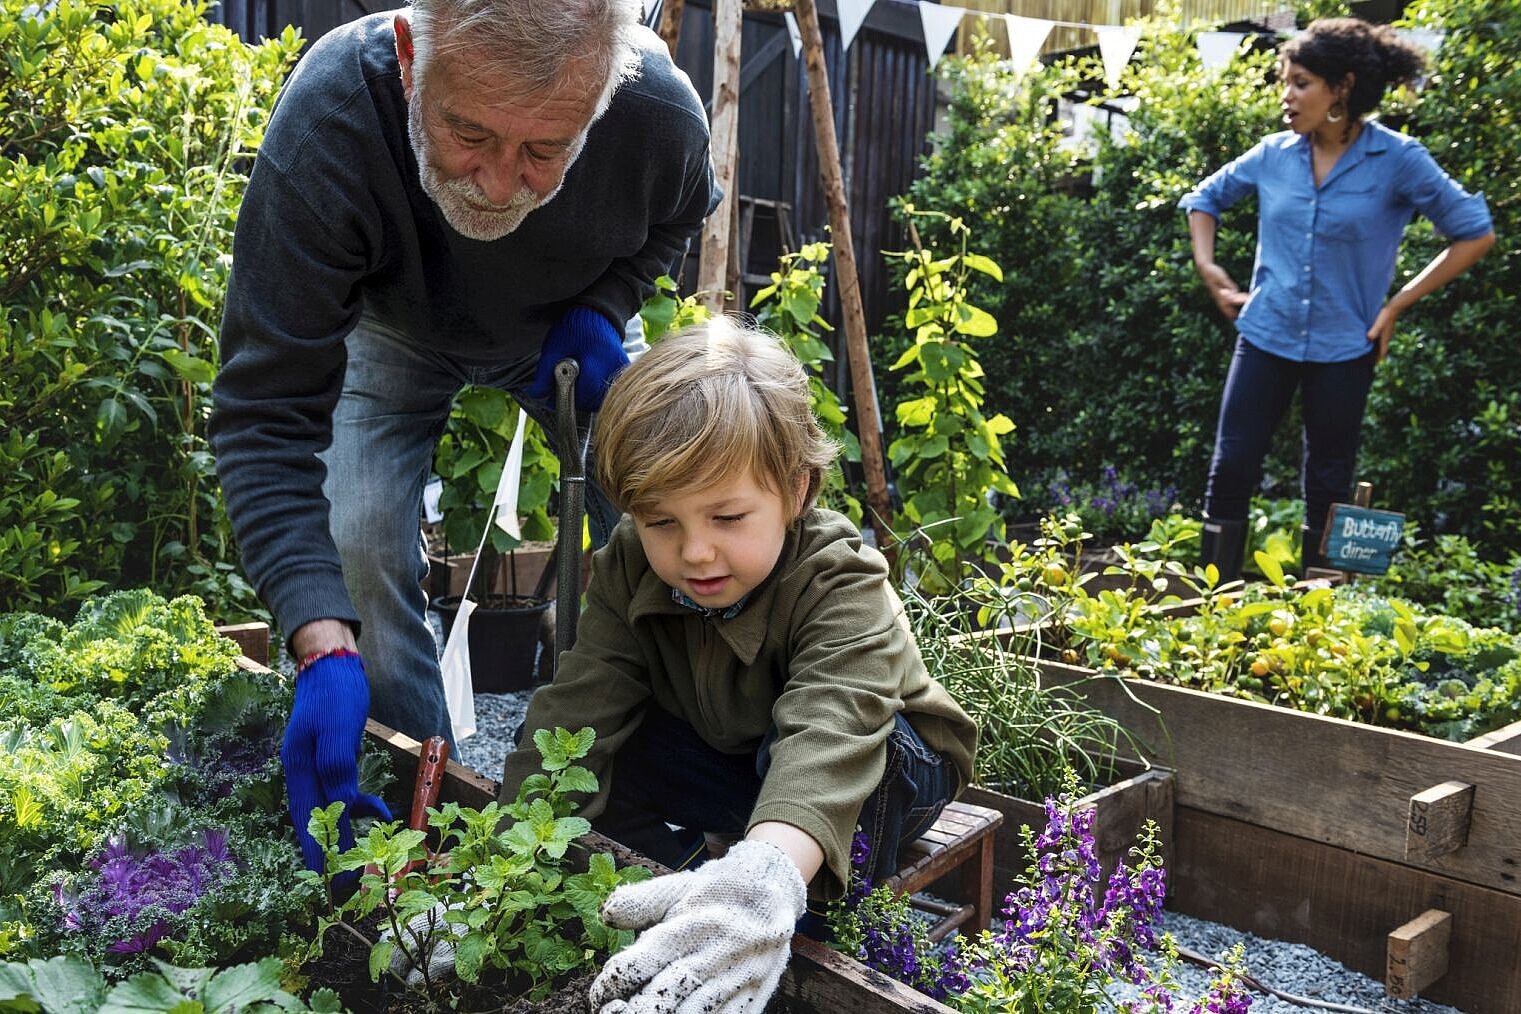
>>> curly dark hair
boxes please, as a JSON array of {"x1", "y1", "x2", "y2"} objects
[{"x1": 1279, "y1": 17, "x2": 1426, "y2": 120}]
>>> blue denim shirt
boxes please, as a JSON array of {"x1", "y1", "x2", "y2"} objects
[{"x1": 1180, "y1": 121, "x2": 1492, "y2": 363}]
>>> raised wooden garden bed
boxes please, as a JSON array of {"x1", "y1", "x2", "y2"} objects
[
  {"x1": 1037, "y1": 656, "x2": 1521, "y2": 1013},
  {"x1": 961, "y1": 759, "x2": 1174, "y2": 899},
  {"x1": 362, "y1": 714, "x2": 959, "y2": 1014}
]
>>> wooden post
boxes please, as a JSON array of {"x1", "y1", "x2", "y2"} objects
[
  {"x1": 216, "y1": 621, "x2": 270, "y2": 666},
  {"x1": 1405, "y1": 780, "x2": 1475, "y2": 861},
  {"x1": 1387, "y1": 909, "x2": 1452, "y2": 999},
  {"x1": 697, "y1": 0, "x2": 741, "y2": 312},
  {"x1": 792, "y1": 0, "x2": 894, "y2": 549},
  {"x1": 657, "y1": 0, "x2": 686, "y2": 59}
]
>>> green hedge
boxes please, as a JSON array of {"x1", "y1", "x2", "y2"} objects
[
  {"x1": 900, "y1": 0, "x2": 1518, "y2": 555},
  {"x1": 0, "y1": 1, "x2": 300, "y2": 616}
]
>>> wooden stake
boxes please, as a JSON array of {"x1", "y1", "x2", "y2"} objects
[
  {"x1": 1387, "y1": 908, "x2": 1452, "y2": 999},
  {"x1": 697, "y1": 0, "x2": 741, "y2": 312},
  {"x1": 657, "y1": 0, "x2": 686, "y2": 60},
  {"x1": 1405, "y1": 780, "x2": 1475, "y2": 861},
  {"x1": 792, "y1": 0, "x2": 893, "y2": 548}
]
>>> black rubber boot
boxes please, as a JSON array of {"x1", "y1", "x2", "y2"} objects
[
  {"x1": 1302, "y1": 526, "x2": 1328, "y2": 573},
  {"x1": 1200, "y1": 517, "x2": 1247, "y2": 584}
]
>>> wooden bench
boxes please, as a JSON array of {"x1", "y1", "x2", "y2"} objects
[{"x1": 883, "y1": 799, "x2": 1004, "y2": 942}]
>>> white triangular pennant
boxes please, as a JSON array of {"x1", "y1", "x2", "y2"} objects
[
  {"x1": 837, "y1": 0, "x2": 874, "y2": 52},
  {"x1": 1095, "y1": 24, "x2": 1141, "y2": 92},
  {"x1": 784, "y1": 11, "x2": 802, "y2": 60},
  {"x1": 439, "y1": 598, "x2": 478, "y2": 743},
  {"x1": 491, "y1": 408, "x2": 528, "y2": 540},
  {"x1": 919, "y1": 3, "x2": 965, "y2": 72},
  {"x1": 1196, "y1": 31, "x2": 1246, "y2": 72},
  {"x1": 1399, "y1": 27, "x2": 1444, "y2": 55},
  {"x1": 1003, "y1": 14, "x2": 1052, "y2": 76}
]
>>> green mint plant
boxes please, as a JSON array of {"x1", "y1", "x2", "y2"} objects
[
  {"x1": 886, "y1": 204, "x2": 1019, "y2": 592},
  {"x1": 303, "y1": 727, "x2": 649, "y2": 1005}
]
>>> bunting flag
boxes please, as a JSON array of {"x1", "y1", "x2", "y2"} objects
[
  {"x1": 1095, "y1": 24, "x2": 1142, "y2": 91},
  {"x1": 837, "y1": 0, "x2": 875, "y2": 52},
  {"x1": 1004, "y1": 13, "x2": 1053, "y2": 76},
  {"x1": 1400, "y1": 27, "x2": 1444, "y2": 55},
  {"x1": 920, "y1": 3, "x2": 965, "y2": 72},
  {"x1": 784, "y1": 10, "x2": 802, "y2": 59},
  {"x1": 1195, "y1": 31, "x2": 1247, "y2": 71}
]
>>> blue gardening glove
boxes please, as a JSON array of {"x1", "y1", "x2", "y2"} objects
[
  {"x1": 280, "y1": 651, "x2": 391, "y2": 873},
  {"x1": 524, "y1": 306, "x2": 630, "y2": 413}
]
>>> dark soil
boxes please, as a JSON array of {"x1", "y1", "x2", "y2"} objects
[
  {"x1": 304, "y1": 916, "x2": 388, "y2": 1014},
  {"x1": 500, "y1": 972, "x2": 595, "y2": 1014}
]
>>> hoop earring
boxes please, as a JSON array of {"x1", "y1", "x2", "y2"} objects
[{"x1": 1326, "y1": 101, "x2": 1345, "y2": 123}]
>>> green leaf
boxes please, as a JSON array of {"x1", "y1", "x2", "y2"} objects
[
  {"x1": 554, "y1": 765, "x2": 599, "y2": 795},
  {"x1": 1253, "y1": 551, "x2": 1286, "y2": 588},
  {"x1": 202, "y1": 959, "x2": 285, "y2": 1009},
  {"x1": 952, "y1": 304, "x2": 998, "y2": 337},
  {"x1": 961, "y1": 253, "x2": 1004, "y2": 281},
  {"x1": 367, "y1": 939, "x2": 394, "y2": 984}
]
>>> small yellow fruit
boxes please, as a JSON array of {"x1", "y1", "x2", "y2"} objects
[
  {"x1": 1043, "y1": 562, "x2": 1069, "y2": 587},
  {"x1": 1061, "y1": 649, "x2": 1080, "y2": 665},
  {"x1": 1250, "y1": 659, "x2": 1270, "y2": 678}
]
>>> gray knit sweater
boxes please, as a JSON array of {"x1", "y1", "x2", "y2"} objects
[{"x1": 209, "y1": 12, "x2": 716, "y2": 639}]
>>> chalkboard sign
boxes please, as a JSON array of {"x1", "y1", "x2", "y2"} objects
[{"x1": 1321, "y1": 504, "x2": 1406, "y2": 575}]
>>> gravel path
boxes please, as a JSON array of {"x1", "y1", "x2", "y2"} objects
[{"x1": 1154, "y1": 911, "x2": 1464, "y2": 1014}]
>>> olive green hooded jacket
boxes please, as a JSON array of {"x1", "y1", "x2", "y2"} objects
[{"x1": 498, "y1": 508, "x2": 977, "y2": 898}]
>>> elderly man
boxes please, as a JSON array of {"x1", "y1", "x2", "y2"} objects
[{"x1": 209, "y1": 0, "x2": 716, "y2": 877}]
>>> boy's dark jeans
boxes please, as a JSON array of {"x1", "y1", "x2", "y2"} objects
[{"x1": 592, "y1": 705, "x2": 955, "y2": 933}]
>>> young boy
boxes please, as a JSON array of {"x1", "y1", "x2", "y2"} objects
[{"x1": 498, "y1": 318, "x2": 977, "y2": 1013}]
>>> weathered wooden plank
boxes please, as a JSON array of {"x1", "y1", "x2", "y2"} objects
[
  {"x1": 961, "y1": 762, "x2": 1174, "y2": 900},
  {"x1": 1466, "y1": 717, "x2": 1521, "y2": 756},
  {"x1": 1037, "y1": 659, "x2": 1521, "y2": 895},
  {"x1": 216, "y1": 621, "x2": 270, "y2": 666},
  {"x1": 1387, "y1": 908, "x2": 1451, "y2": 1000},
  {"x1": 1170, "y1": 807, "x2": 1521, "y2": 1014}
]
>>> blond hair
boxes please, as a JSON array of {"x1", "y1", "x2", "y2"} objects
[{"x1": 594, "y1": 317, "x2": 841, "y2": 518}]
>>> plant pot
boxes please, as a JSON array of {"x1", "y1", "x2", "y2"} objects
[{"x1": 431, "y1": 594, "x2": 553, "y2": 694}]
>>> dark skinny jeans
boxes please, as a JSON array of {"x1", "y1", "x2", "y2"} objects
[{"x1": 1205, "y1": 336, "x2": 1377, "y2": 532}]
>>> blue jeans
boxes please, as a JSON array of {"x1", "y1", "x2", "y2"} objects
[
  {"x1": 318, "y1": 315, "x2": 623, "y2": 747},
  {"x1": 1204, "y1": 336, "x2": 1377, "y2": 531},
  {"x1": 592, "y1": 706, "x2": 955, "y2": 934}
]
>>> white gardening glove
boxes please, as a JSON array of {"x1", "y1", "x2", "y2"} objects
[
  {"x1": 589, "y1": 839, "x2": 807, "y2": 1014},
  {"x1": 381, "y1": 901, "x2": 457, "y2": 986}
]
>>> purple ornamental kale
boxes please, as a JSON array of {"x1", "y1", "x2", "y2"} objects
[{"x1": 56, "y1": 829, "x2": 240, "y2": 953}]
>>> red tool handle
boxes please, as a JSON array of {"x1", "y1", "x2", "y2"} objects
[{"x1": 410, "y1": 735, "x2": 449, "y2": 830}]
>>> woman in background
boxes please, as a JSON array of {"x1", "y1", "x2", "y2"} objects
[{"x1": 1181, "y1": 17, "x2": 1494, "y2": 579}]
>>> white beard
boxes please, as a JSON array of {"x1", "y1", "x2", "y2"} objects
[{"x1": 406, "y1": 87, "x2": 580, "y2": 242}]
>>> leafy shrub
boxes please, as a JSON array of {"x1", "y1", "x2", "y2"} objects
[
  {"x1": 1372, "y1": 530, "x2": 1521, "y2": 632},
  {"x1": 0, "y1": 0, "x2": 300, "y2": 617}
]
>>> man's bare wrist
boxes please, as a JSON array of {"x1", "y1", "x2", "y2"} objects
[{"x1": 291, "y1": 619, "x2": 358, "y2": 659}]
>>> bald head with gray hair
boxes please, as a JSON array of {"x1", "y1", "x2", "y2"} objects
[{"x1": 407, "y1": 0, "x2": 643, "y2": 108}]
